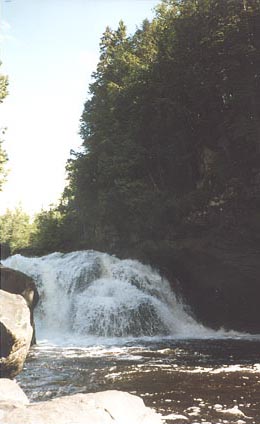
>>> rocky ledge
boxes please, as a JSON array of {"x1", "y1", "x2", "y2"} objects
[{"x1": 0, "y1": 380, "x2": 162, "y2": 424}]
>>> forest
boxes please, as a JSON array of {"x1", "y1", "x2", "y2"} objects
[{"x1": 1, "y1": 0, "x2": 260, "y2": 284}]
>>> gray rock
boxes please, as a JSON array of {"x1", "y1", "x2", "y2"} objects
[
  {"x1": 0, "y1": 290, "x2": 33, "y2": 378},
  {"x1": 0, "y1": 266, "x2": 39, "y2": 344},
  {"x1": 0, "y1": 389, "x2": 163, "y2": 424},
  {"x1": 0, "y1": 379, "x2": 29, "y2": 404}
]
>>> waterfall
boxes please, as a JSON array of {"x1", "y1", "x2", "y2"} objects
[{"x1": 3, "y1": 250, "x2": 213, "y2": 342}]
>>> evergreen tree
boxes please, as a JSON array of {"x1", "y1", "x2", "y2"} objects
[{"x1": 35, "y1": 0, "x2": 260, "y2": 256}]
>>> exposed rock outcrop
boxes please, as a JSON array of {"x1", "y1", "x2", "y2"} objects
[
  {"x1": 0, "y1": 385, "x2": 163, "y2": 424},
  {"x1": 131, "y1": 176, "x2": 260, "y2": 334},
  {"x1": 140, "y1": 199, "x2": 260, "y2": 333},
  {"x1": 170, "y1": 237, "x2": 260, "y2": 332},
  {"x1": 0, "y1": 379, "x2": 29, "y2": 404},
  {"x1": 0, "y1": 266, "x2": 39, "y2": 344},
  {"x1": 0, "y1": 290, "x2": 33, "y2": 378}
]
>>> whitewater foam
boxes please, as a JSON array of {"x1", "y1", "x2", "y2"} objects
[{"x1": 3, "y1": 250, "x2": 246, "y2": 344}]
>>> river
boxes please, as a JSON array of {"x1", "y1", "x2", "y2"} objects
[{"x1": 4, "y1": 251, "x2": 260, "y2": 423}]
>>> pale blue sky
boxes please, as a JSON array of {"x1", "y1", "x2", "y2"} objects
[{"x1": 0, "y1": 0, "x2": 159, "y2": 215}]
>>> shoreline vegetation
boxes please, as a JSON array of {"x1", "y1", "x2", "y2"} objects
[{"x1": 1, "y1": 0, "x2": 260, "y2": 332}]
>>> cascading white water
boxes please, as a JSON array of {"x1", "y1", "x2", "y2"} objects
[{"x1": 3, "y1": 250, "x2": 214, "y2": 342}]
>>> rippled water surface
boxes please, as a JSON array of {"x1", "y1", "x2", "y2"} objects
[{"x1": 18, "y1": 337, "x2": 260, "y2": 424}]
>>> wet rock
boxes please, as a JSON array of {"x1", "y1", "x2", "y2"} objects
[
  {"x1": 0, "y1": 266, "x2": 39, "y2": 344},
  {"x1": 170, "y1": 237, "x2": 260, "y2": 333},
  {"x1": 0, "y1": 389, "x2": 163, "y2": 424},
  {"x1": 0, "y1": 290, "x2": 33, "y2": 378},
  {"x1": 214, "y1": 404, "x2": 252, "y2": 419},
  {"x1": 139, "y1": 231, "x2": 260, "y2": 333}
]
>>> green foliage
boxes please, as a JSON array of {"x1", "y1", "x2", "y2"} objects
[
  {"x1": 30, "y1": 205, "x2": 82, "y2": 254},
  {"x1": 30, "y1": 208, "x2": 64, "y2": 254},
  {"x1": 0, "y1": 207, "x2": 33, "y2": 253},
  {"x1": 0, "y1": 138, "x2": 8, "y2": 191},
  {"x1": 0, "y1": 64, "x2": 9, "y2": 191},
  {"x1": 0, "y1": 69, "x2": 8, "y2": 103},
  {"x1": 34, "y1": 0, "x2": 260, "y2": 255}
]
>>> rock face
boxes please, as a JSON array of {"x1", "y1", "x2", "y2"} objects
[
  {"x1": 0, "y1": 290, "x2": 33, "y2": 378},
  {"x1": 0, "y1": 266, "x2": 39, "y2": 344},
  {"x1": 132, "y1": 178, "x2": 260, "y2": 334},
  {"x1": 170, "y1": 237, "x2": 260, "y2": 333},
  {"x1": 171, "y1": 181, "x2": 260, "y2": 333},
  {"x1": 0, "y1": 385, "x2": 163, "y2": 424},
  {"x1": 144, "y1": 231, "x2": 260, "y2": 333}
]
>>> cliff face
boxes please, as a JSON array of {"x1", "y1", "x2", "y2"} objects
[
  {"x1": 168, "y1": 237, "x2": 260, "y2": 333},
  {"x1": 174, "y1": 170, "x2": 260, "y2": 332},
  {"x1": 125, "y1": 166, "x2": 260, "y2": 334},
  {"x1": 133, "y1": 236, "x2": 260, "y2": 334},
  {"x1": 138, "y1": 194, "x2": 260, "y2": 334}
]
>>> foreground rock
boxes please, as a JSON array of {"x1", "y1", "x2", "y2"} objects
[
  {"x1": 0, "y1": 385, "x2": 163, "y2": 424},
  {"x1": 0, "y1": 265, "x2": 39, "y2": 344},
  {"x1": 0, "y1": 379, "x2": 29, "y2": 404},
  {"x1": 0, "y1": 290, "x2": 33, "y2": 378}
]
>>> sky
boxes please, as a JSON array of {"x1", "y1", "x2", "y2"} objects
[{"x1": 0, "y1": 0, "x2": 159, "y2": 216}]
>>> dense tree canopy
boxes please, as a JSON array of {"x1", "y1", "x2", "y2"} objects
[{"x1": 33, "y1": 0, "x2": 260, "y2": 257}]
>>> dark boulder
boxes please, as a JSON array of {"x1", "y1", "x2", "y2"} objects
[{"x1": 0, "y1": 244, "x2": 11, "y2": 260}]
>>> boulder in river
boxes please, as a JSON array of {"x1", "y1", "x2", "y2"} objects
[
  {"x1": 0, "y1": 290, "x2": 33, "y2": 378},
  {"x1": 0, "y1": 386, "x2": 163, "y2": 424},
  {"x1": 0, "y1": 378, "x2": 29, "y2": 404},
  {"x1": 0, "y1": 265, "x2": 39, "y2": 344}
]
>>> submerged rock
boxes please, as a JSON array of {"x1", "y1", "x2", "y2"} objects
[
  {"x1": 0, "y1": 388, "x2": 163, "y2": 424},
  {"x1": 0, "y1": 290, "x2": 33, "y2": 378},
  {"x1": 0, "y1": 266, "x2": 39, "y2": 344}
]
